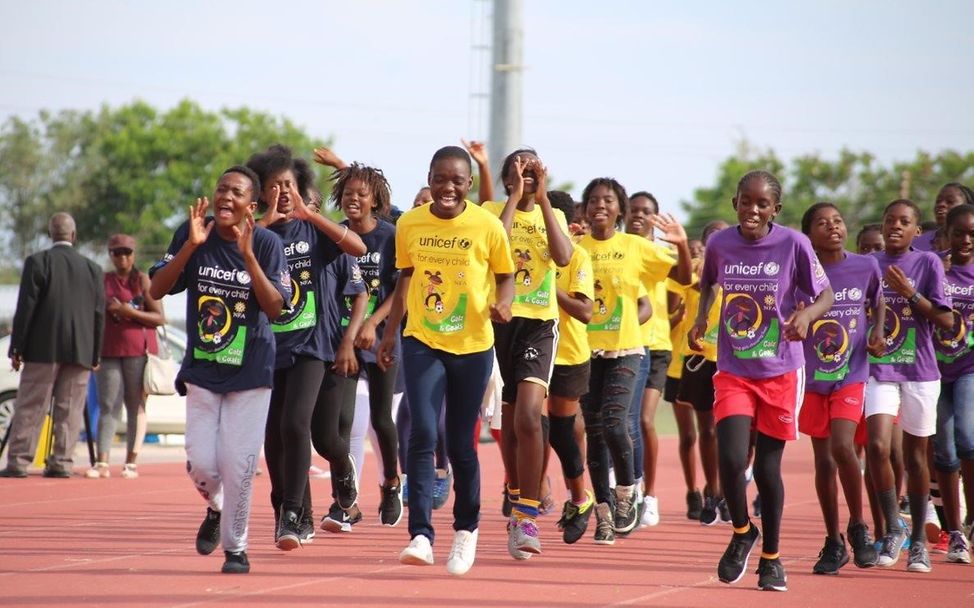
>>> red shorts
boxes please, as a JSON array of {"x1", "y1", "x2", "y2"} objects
[
  {"x1": 713, "y1": 368, "x2": 804, "y2": 441},
  {"x1": 798, "y1": 383, "x2": 866, "y2": 439}
]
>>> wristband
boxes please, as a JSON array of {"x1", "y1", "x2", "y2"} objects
[
  {"x1": 908, "y1": 292, "x2": 922, "y2": 305},
  {"x1": 336, "y1": 225, "x2": 349, "y2": 245}
]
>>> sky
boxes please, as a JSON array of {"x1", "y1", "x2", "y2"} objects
[{"x1": 2, "y1": 0, "x2": 973, "y2": 221}]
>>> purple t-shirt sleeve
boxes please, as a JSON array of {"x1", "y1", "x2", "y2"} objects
[
  {"x1": 701, "y1": 244, "x2": 718, "y2": 289},
  {"x1": 794, "y1": 234, "x2": 830, "y2": 299},
  {"x1": 923, "y1": 253, "x2": 951, "y2": 311},
  {"x1": 866, "y1": 256, "x2": 883, "y2": 310}
]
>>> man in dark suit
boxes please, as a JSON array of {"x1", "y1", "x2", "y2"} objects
[{"x1": 1, "y1": 213, "x2": 105, "y2": 478}]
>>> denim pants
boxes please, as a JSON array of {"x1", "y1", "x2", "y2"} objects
[
  {"x1": 402, "y1": 337, "x2": 493, "y2": 544},
  {"x1": 627, "y1": 347, "x2": 651, "y2": 480},
  {"x1": 581, "y1": 354, "x2": 641, "y2": 505},
  {"x1": 934, "y1": 373, "x2": 974, "y2": 472}
]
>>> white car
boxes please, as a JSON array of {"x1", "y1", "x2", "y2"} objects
[{"x1": 0, "y1": 326, "x2": 188, "y2": 438}]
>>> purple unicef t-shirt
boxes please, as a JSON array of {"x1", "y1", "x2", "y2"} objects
[
  {"x1": 701, "y1": 224, "x2": 830, "y2": 379},
  {"x1": 912, "y1": 231, "x2": 936, "y2": 252},
  {"x1": 803, "y1": 253, "x2": 883, "y2": 394},
  {"x1": 868, "y1": 249, "x2": 951, "y2": 382},
  {"x1": 935, "y1": 263, "x2": 974, "y2": 383}
]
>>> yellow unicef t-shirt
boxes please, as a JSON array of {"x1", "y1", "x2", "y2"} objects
[
  {"x1": 580, "y1": 232, "x2": 673, "y2": 352},
  {"x1": 639, "y1": 241, "x2": 678, "y2": 350},
  {"x1": 396, "y1": 202, "x2": 515, "y2": 355},
  {"x1": 555, "y1": 246, "x2": 594, "y2": 366},
  {"x1": 667, "y1": 278, "x2": 691, "y2": 379},
  {"x1": 681, "y1": 283, "x2": 721, "y2": 363},
  {"x1": 482, "y1": 201, "x2": 568, "y2": 321}
]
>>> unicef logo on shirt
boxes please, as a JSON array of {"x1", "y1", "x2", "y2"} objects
[
  {"x1": 295, "y1": 241, "x2": 310, "y2": 254},
  {"x1": 458, "y1": 238, "x2": 471, "y2": 250},
  {"x1": 237, "y1": 271, "x2": 252, "y2": 285},
  {"x1": 849, "y1": 287, "x2": 863, "y2": 302},
  {"x1": 764, "y1": 262, "x2": 780, "y2": 276}
]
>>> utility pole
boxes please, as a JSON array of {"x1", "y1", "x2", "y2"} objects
[{"x1": 488, "y1": 0, "x2": 523, "y2": 183}]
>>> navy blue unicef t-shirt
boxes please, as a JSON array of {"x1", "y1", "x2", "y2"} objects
[
  {"x1": 267, "y1": 219, "x2": 343, "y2": 369},
  {"x1": 150, "y1": 220, "x2": 291, "y2": 394},
  {"x1": 341, "y1": 219, "x2": 399, "y2": 364},
  {"x1": 321, "y1": 251, "x2": 367, "y2": 360}
]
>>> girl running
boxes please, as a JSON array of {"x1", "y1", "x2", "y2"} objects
[
  {"x1": 866, "y1": 198, "x2": 953, "y2": 573},
  {"x1": 149, "y1": 166, "x2": 291, "y2": 574},
  {"x1": 377, "y1": 145, "x2": 514, "y2": 576},
  {"x1": 248, "y1": 145, "x2": 367, "y2": 549},
  {"x1": 578, "y1": 177, "x2": 686, "y2": 544},
  {"x1": 932, "y1": 203, "x2": 974, "y2": 563},
  {"x1": 798, "y1": 202, "x2": 885, "y2": 573},
  {"x1": 483, "y1": 148, "x2": 574, "y2": 558},
  {"x1": 913, "y1": 183, "x2": 974, "y2": 252},
  {"x1": 690, "y1": 170, "x2": 834, "y2": 591}
]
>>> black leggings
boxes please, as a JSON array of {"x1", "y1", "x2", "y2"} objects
[
  {"x1": 364, "y1": 361, "x2": 400, "y2": 480},
  {"x1": 717, "y1": 415, "x2": 785, "y2": 554},
  {"x1": 311, "y1": 365, "x2": 358, "y2": 491},
  {"x1": 265, "y1": 356, "x2": 324, "y2": 514}
]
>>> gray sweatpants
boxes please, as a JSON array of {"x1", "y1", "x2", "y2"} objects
[
  {"x1": 184, "y1": 383, "x2": 271, "y2": 553},
  {"x1": 95, "y1": 356, "x2": 147, "y2": 458}
]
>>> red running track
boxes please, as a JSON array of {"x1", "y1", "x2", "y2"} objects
[{"x1": 0, "y1": 436, "x2": 971, "y2": 607}]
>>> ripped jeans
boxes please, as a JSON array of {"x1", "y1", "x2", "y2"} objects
[{"x1": 580, "y1": 354, "x2": 642, "y2": 505}]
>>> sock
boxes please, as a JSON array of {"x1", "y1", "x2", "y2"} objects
[
  {"x1": 513, "y1": 497, "x2": 540, "y2": 521},
  {"x1": 734, "y1": 522, "x2": 751, "y2": 535},
  {"x1": 930, "y1": 481, "x2": 947, "y2": 531},
  {"x1": 761, "y1": 552, "x2": 780, "y2": 560},
  {"x1": 507, "y1": 485, "x2": 520, "y2": 504},
  {"x1": 573, "y1": 490, "x2": 593, "y2": 507},
  {"x1": 908, "y1": 492, "x2": 928, "y2": 544},
  {"x1": 880, "y1": 488, "x2": 901, "y2": 534}
]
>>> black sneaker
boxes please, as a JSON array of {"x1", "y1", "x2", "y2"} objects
[
  {"x1": 221, "y1": 550, "x2": 250, "y2": 574},
  {"x1": 718, "y1": 498, "x2": 731, "y2": 523},
  {"x1": 335, "y1": 455, "x2": 358, "y2": 510},
  {"x1": 700, "y1": 495, "x2": 720, "y2": 526},
  {"x1": 0, "y1": 466, "x2": 28, "y2": 478},
  {"x1": 613, "y1": 486, "x2": 638, "y2": 533},
  {"x1": 276, "y1": 509, "x2": 302, "y2": 551},
  {"x1": 847, "y1": 522, "x2": 878, "y2": 568},
  {"x1": 753, "y1": 493, "x2": 762, "y2": 518},
  {"x1": 594, "y1": 502, "x2": 615, "y2": 545},
  {"x1": 196, "y1": 508, "x2": 221, "y2": 555},
  {"x1": 298, "y1": 514, "x2": 315, "y2": 544},
  {"x1": 686, "y1": 490, "x2": 704, "y2": 520},
  {"x1": 756, "y1": 557, "x2": 787, "y2": 591},
  {"x1": 813, "y1": 536, "x2": 849, "y2": 574},
  {"x1": 556, "y1": 491, "x2": 595, "y2": 544},
  {"x1": 320, "y1": 502, "x2": 362, "y2": 533},
  {"x1": 379, "y1": 479, "x2": 404, "y2": 527},
  {"x1": 42, "y1": 466, "x2": 71, "y2": 478},
  {"x1": 717, "y1": 524, "x2": 761, "y2": 584}
]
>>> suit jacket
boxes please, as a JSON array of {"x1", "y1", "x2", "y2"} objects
[{"x1": 9, "y1": 243, "x2": 106, "y2": 367}]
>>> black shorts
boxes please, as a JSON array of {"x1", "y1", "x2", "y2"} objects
[
  {"x1": 647, "y1": 350, "x2": 672, "y2": 391},
  {"x1": 493, "y1": 317, "x2": 558, "y2": 403},
  {"x1": 676, "y1": 355, "x2": 717, "y2": 412},
  {"x1": 549, "y1": 360, "x2": 592, "y2": 400},
  {"x1": 663, "y1": 374, "x2": 681, "y2": 404}
]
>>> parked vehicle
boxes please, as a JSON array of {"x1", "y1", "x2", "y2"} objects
[{"x1": 0, "y1": 326, "x2": 187, "y2": 438}]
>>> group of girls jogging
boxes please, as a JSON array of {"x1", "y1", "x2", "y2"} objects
[{"x1": 146, "y1": 141, "x2": 973, "y2": 590}]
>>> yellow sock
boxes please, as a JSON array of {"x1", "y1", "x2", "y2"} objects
[
  {"x1": 734, "y1": 523, "x2": 751, "y2": 535},
  {"x1": 761, "y1": 552, "x2": 780, "y2": 560}
]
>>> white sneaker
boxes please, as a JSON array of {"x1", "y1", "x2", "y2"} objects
[
  {"x1": 399, "y1": 535, "x2": 434, "y2": 566},
  {"x1": 84, "y1": 462, "x2": 110, "y2": 479},
  {"x1": 924, "y1": 499, "x2": 941, "y2": 541},
  {"x1": 121, "y1": 464, "x2": 138, "y2": 479},
  {"x1": 640, "y1": 495, "x2": 660, "y2": 527},
  {"x1": 446, "y1": 529, "x2": 478, "y2": 576}
]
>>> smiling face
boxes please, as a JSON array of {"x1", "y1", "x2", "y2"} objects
[
  {"x1": 733, "y1": 177, "x2": 780, "y2": 240},
  {"x1": 948, "y1": 210, "x2": 974, "y2": 265},
  {"x1": 627, "y1": 195, "x2": 656, "y2": 237},
  {"x1": 427, "y1": 157, "x2": 472, "y2": 219},
  {"x1": 213, "y1": 172, "x2": 257, "y2": 228},
  {"x1": 262, "y1": 169, "x2": 295, "y2": 215},
  {"x1": 935, "y1": 185, "x2": 967, "y2": 226},
  {"x1": 882, "y1": 202, "x2": 920, "y2": 254},
  {"x1": 341, "y1": 177, "x2": 375, "y2": 221},
  {"x1": 807, "y1": 206, "x2": 846, "y2": 254},
  {"x1": 585, "y1": 184, "x2": 621, "y2": 233}
]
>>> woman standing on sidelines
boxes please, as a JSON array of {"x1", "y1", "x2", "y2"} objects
[
  {"x1": 149, "y1": 166, "x2": 291, "y2": 574},
  {"x1": 87, "y1": 234, "x2": 166, "y2": 480},
  {"x1": 798, "y1": 202, "x2": 885, "y2": 573},
  {"x1": 248, "y1": 145, "x2": 367, "y2": 549},
  {"x1": 377, "y1": 145, "x2": 514, "y2": 576},
  {"x1": 690, "y1": 170, "x2": 834, "y2": 591}
]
